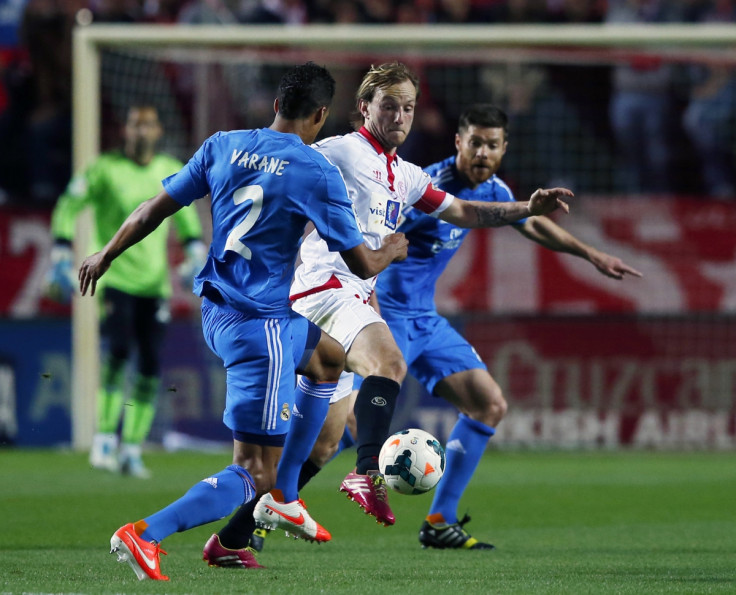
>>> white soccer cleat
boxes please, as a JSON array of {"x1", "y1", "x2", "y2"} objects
[
  {"x1": 253, "y1": 490, "x2": 331, "y2": 543},
  {"x1": 119, "y1": 443, "x2": 152, "y2": 479},
  {"x1": 89, "y1": 433, "x2": 119, "y2": 472}
]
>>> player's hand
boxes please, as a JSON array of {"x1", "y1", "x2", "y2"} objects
[
  {"x1": 44, "y1": 243, "x2": 75, "y2": 304},
  {"x1": 528, "y1": 187, "x2": 573, "y2": 216},
  {"x1": 382, "y1": 232, "x2": 409, "y2": 262},
  {"x1": 78, "y1": 251, "x2": 112, "y2": 297},
  {"x1": 590, "y1": 250, "x2": 643, "y2": 280}
]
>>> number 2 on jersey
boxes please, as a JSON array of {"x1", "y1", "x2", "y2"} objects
[{"x1": 225, "y1": 185, "x2": 263, "y2": 259}]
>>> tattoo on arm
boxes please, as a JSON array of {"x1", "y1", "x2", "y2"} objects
[{"x1": 474, "y1": 203, "x2": 515, "y2": 228}]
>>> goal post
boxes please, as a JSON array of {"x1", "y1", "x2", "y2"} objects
[{"x1": 70, "y1": 22, "x2": 736, "y2": 450}]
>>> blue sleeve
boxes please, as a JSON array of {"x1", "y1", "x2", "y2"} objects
[
  {"x1": 162, "y1": 136, "x2": 213, "y2": 206},
  {"x1": 308, "y1": 169, "x2": 364, "y2": 252}
]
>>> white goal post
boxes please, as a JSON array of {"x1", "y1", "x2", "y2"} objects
[{"x1": 70, "y1": 22, "x2": 736, "y2": 450}]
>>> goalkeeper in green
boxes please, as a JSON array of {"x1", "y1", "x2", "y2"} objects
[{"x1": 46, "y1": 105, "x2": 206, "y2": 478}]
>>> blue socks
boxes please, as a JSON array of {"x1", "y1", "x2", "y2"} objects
[
  {"x1": 275, "y1": 377, "x2": 335, "y2": 502},
  {"x1": 428, "y1": 414, "x2": 495, "y2": 525},
  {"x1": 140, "y1": 464, "x2": 254, "y2": 543}
]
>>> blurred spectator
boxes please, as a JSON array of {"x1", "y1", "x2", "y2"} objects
[
  {"x1": 488, "y1": 0, "x2": 547, "y2": 22},
  {"x1": 606, "y1": 0, "x2": 684, "y2": 194},
  {"x1": 358, "y1": 0, "x2": 394, "y2": 23},
  {"x1": 0, "y1": 0, "x2": 81, "y2": 206},
  {"x1": 142, "y1": 0, "x2": 188, "y2": 22},
  {"x1": 305, "y1": 0, "x2": 358, "y2": 22},
  {"x1": 433, "y1": 0, "x2": 492, "y2": 22},
  {"x1": 681, "y1": 0, "x2": 736, "y2": 198},
  {"x1": 0, "y1": 0, "x2": 28, "y2": 203},
  {"x1": 177, "y1": 0, "x2": 239, "y2": 23},
  {"x1": 88, "y1": 0, "x2": 142, "y2": 21},
  {"x1": 547, "y1": 0, "x2": 606, "y2": 22}
]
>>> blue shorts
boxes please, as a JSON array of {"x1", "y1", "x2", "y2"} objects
[
  {"x1": 383, "y1": 312, "x2": 487, "y2": 395},
  {"x1": 292, "y1": 311, "x2": 322, "y2": 374},
  {"x1": 201, "y1": 298, "x2": 319, "y2": 445}
]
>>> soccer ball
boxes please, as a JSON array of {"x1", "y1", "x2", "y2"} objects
[{"x1": 378, "y1": 428, "x2": 445, "y2": 495}]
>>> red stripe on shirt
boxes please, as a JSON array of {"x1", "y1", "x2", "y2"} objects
[{"x1": 359, "y1": 126, "x2": 395, "y2": 191}]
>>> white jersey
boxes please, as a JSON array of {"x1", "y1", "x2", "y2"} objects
[{"x1": 290, "y1": 127, "x2": 454, "y2": 300}]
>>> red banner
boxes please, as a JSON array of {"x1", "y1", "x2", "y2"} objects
[
  {"x1": 461, "y1": 315, "x2": 736, "y2": 448},
  {"x1": 435, "y1": 196, "x2": 736, "y2": 315},
  {"x1": 2, "y1": 196, "x2": 735, "y2": 317},
  {"x1": 0, "y1": 207, "x2": 63, "y2": 317}
]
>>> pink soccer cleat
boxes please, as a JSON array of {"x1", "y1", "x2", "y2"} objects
[
  {"x1": 202, "y1": 534, "x2": 265, "y2": 569},
  {"x1": 339, "y1": 469, "x2": 395, "y2": 526}
]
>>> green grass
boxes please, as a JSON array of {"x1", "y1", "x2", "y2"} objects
[{"x1": 1, "y1": 449, "x2": 734, "y2": 594}]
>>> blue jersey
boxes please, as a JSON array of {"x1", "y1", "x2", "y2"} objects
[
  {"x1": 376, "y1": 155, "x2": 524, "y2": 317},
  {"x1": 164, "y1": 128, "x2": 364, "y2": 317}
]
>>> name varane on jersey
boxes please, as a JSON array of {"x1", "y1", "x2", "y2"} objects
[{"x1": 230, "y1": 149, "x2": 289, "y2": 176}]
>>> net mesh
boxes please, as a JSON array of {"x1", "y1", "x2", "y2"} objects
[{"x1": 96, "y1": 41, "x2": 736, "y2": 200}]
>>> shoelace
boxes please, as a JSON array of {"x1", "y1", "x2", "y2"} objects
[
  {"x1": 453, "y1": 514, "x2": 474, "y2": 537},
  {"x1": 371, "y1": 474, "x2": 388, "y2": 502},
  {"x1": 152, "y1": 543, "x2": 168, "y2": 557}
]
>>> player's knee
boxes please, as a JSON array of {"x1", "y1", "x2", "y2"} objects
[
  {"x1": 231, "y1": 453, "x2": 275, "y2": 495},
  {"x1": 373, "y1": 352, "x2": 407, "y2": 384},
  {"x1": 309, "y1": 335, "x2": 346, "y2": 383},
  {"x1": 320, "y1": 340, "x2": 346, "y2": 380},
  {"x1": 310, "y1": 440, "x2": 339, "y2": 467},
  {"x1": 469, "y1": 388, "x2": 507, "y2": 427},
  {"x1": 490, "y1": 392, "x2": 508, "y2": 424}
]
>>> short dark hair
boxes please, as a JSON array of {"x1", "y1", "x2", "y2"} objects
[
  {"x1": 458, "y1": 104, "x2": 508, "y2": 136},
  {"x1": 277, "y1": 62, "x2": 336, "y2": 120}
]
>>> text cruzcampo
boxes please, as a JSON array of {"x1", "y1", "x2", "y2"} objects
[{"x1": 230, "y1": 149, "x2": 289, "y2": 176}]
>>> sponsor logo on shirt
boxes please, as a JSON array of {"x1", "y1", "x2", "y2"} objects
[{"x1": 385, "y1": 200, "x2": 401, "y2": 230}]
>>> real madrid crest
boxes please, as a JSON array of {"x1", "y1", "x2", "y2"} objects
[{"x1": 280, "y1": 403, "x2": 290, "y2": 421}]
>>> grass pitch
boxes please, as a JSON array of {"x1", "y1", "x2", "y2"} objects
[{"x1": 1, "y1": 448, "x2": 734, "y2": 594}]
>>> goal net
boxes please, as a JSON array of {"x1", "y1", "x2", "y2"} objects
[{"x1": 70, "y1": 23, "x2": 736, "y2": 449}]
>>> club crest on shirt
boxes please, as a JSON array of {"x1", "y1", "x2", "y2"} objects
[
  {"x1": 397, "y1": 181, "x2": 407, "y2": 200},
  {"x1": 384, "y1": 199, "x2": 401, "y2": 230}
]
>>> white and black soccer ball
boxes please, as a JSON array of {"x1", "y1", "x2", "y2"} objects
[{"x1": 378, "y1": 428, "x2": 445, "y2": 495}]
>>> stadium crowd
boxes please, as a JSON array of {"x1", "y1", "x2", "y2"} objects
[{"x1": 1, "y1": 0, "x2": 735, "y2": 207}]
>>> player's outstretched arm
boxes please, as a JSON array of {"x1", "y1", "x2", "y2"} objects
[
  {"x1": 518, "y1": 215, "x2": 643, "y2": 280},
  {"x1": 79, "y1": 191, "x2": 183, "y2": 296},
  {"x1": 439, "y1": 187, "x2": 573, "y2": 229},
  {"x1": 340, "y1": 232, "x2": 408, "y2": 279}
]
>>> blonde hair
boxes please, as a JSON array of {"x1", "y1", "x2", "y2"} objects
[{"x1": 350, "y1": 62, "x2": 420, "y2": 130}]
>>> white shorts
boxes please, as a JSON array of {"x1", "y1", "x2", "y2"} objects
[{"x1": 292, "y1": 279, "x2": 386, "y2": 403}]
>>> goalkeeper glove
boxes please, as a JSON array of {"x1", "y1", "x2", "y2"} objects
[
  {"x1": 178, "y1": 239, "x2": 208, "y2": 290},
  {"x1": 44, "y1": 242, "x2": 75, "y2": 304}
]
